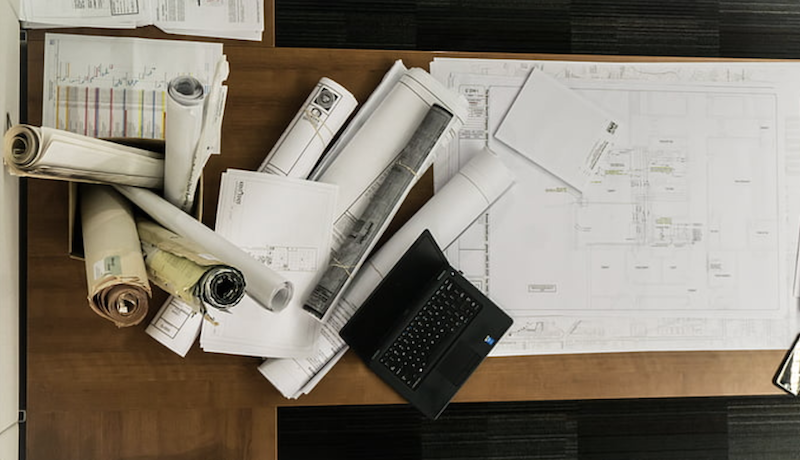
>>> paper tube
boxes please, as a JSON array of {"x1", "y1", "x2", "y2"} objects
[
  {"x1": 137, "y1": 218, "x2": 246, "y2": 312},
  {"x1": 114, "y1": 185, "x2": 293, "y2": 312},
  {"x1": 3, "y1": 125, "x2": 164, "y2": 188},
  {"x1": 80, "y1": 184, "x2": 151, "y2": 327},
  {"x1": 164, "y1": 76, "x2": 205, "y2": 211}
]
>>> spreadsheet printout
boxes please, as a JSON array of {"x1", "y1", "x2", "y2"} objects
[
  {"x1": 42, "y1": 33, "x2": 222, "y2": 139},
  {"x1": 431, "y1": 58, "x2": 800, "y2": 356}
]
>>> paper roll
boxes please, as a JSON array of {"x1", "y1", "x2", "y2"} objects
[
  {"x1": 137, "y1": 219, "x2": 246, "y2": 312},
  {"x1": 80, "y1": 184, "x2": 151, "y2": 327},
  {"x1": 258, "y1": 77, "x2": 358, "y2": 179},
  {"x1": 165, "y1": 76, "x2": 205, "y2": 211},
  {"x1": 3, "y1": 125, "x2": 164, "y2": 188},
  {"x1": 114, "y1": 185, "x2": 293, "y2": 312}
]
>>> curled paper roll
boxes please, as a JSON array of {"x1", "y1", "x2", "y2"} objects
[
  {"x1": 80, "y1": 185, "x2": 151, "y2": 327},
  {"x1": 4, "y1": 125, "x2": 164, "y2": 188},
  {"x1": 165, "y1": 75, "x2": 205, "y2": 211},
  {"x1": 114, "y1": 185, "x2": 293, "y2": 312},
  {"x1": 137, "y1": 218, "x2": 246, "y2": 312}
]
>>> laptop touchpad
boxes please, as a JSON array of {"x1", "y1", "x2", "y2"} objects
[{"x1": 439, "y1": 344, "x2": 482, "y2": 387}]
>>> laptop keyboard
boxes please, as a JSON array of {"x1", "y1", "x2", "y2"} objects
[{"x1": 379, "y1": 276, "x2": 481, "y2": 390}]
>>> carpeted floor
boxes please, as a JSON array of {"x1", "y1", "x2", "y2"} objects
[
  {"x1": 279, "y1": 396, "x2": 800, "y2": 460},
  {"x1": 276, "y1": 0, "x2": 800, "y2": 59}
]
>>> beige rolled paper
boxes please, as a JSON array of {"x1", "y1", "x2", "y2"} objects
[
  {"x1": 137, "y1": 218, "x2": 246, "y2": 312},
  {"x1": 114, "y1": 185, "x2": 293, "y2": 312},
  {"x1": 80, "y1": 184, "x2": 151, "y2": 327},
  {"x1": 4, "y1": 125, "x2": 164, "y2": 188}
]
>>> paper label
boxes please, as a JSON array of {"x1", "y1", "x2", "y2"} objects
[{"x1": 93, "y1": 255, "x2": 122, "y2": 280}]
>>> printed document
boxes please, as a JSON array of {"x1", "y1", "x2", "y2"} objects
[
  {"x1": 42, "y1": 33, "x2": 223, "y2": 139},
  {"x1": 431, "y1": 58, "x2": 800, "y2": 356},
  {"x1": 20, "y1": 0, "x2": 264, "y2": 40}
]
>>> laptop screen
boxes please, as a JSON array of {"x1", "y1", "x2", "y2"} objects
[{"x1": 342, "y1": 230, "x2": 448, "y2": 359}]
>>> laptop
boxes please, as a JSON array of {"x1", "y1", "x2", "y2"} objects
[{"x1": 340, "y1": 229, "x2": 513, "y2": 419}]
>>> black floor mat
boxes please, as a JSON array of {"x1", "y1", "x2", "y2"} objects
[
  {"x1": 275, "y1": 0, "x2": 800, "y2": 58},
  {"x1": 278, "y1": 396, "x2": 800, "y2": 460}
]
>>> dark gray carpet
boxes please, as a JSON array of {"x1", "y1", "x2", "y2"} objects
[
  {"x1": 278, "y1": 396, "x2": 800, "y2": 460},
  {"x1": 275, "y1": 0, "x2": 800, "y2": 58}
]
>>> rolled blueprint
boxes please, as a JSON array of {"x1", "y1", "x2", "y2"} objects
[
  {"x1": 303, "y1": 104, "x2": 454, "y2": 320},
  {"x1": 80, "y1": 184, "x2": 151, "y2": 327},
  {"x1": 164, "y1": 75, "x2": 205, "y2": 211},
  {"x1": 259, "y1": 146, "x2": 515, "y2": 398},
  {"x1": 314, "y1": 67, "x2": 468, "y2": 221},
  {"x1": 258, "y1": 77, "x2": 357, "y2": 179},
  {"x1": 114, "y1": 185, "x2": 293, "y2": 312},
  {"x1": 137, "y1": 218, "x2": 246, "y2": 312},
  {"x1": 3, "y1": 125, "x2": 164, "y2": 188}
]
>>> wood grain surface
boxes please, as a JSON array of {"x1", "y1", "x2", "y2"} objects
[{"x1": 24, "y1": 27, "x2": 787, "y2": 460}]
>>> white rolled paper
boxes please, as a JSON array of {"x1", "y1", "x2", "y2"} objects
[
  {"x1": 114, "y1": 185, "x2": 293, "y2": 312},
  {"x1": 165, "y1": 76, "x2": 205, "y2": 211},
  {"x1": 258, "y1": 77, "x2": 358, "y2": 179}
]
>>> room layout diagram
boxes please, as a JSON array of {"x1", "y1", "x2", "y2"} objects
[{"x1": 431, "y1": 60, "x2": 800, "y2": 355}]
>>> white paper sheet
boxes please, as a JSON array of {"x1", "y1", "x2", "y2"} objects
[
  {"x1": 200, "y1": 170, "x2": 338, "y2": 358},
  {"x1": 42, "y1": 33, "x2": 222, "y2": 138},
  {"x1": 431, "y1": 58, "x2": 800, "y2": 356},
  {"x1": 21, "y1": 0, "x2": 264, "y2": 40},
  {"x1": 258, "y1": 147, "x2": 514, "y2": 398},
  {"x1": 145, "y1": 296, "x2": 203, "y2": 357},
  {"x1": 495, "y1": 68, "x2": 619, "y2": 192}
]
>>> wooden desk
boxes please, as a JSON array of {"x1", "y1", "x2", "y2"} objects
[{"x1": 24, "y1": 31, "x2": 787, "y2": 460}]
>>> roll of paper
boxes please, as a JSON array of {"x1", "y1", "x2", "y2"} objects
[
  {"x1": 80, "y1": 184, "x2": 151, "y2": 327},
  {"x1": 137, "y1": 218, "x2": 246, "y2": 312},
  {"x1": 303, "y1": 104, "x2": 454, "y2": 321},
  {"x1": 164, "y1": 75, "x2": 205, "y2": 211},
  {"x1": 258, "y1": 77, "x2": 357, "y2": 179},
  {"x1": 3, "y1": 125, "x2": 164, "y2": 188},
  {"x1": 114, "y1": 185, "x2": 293, "y2": 312}
]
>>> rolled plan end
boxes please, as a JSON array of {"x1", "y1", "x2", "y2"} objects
[
  {"x1": 114, "y1": 184, "x2": 294, "y2": 312},
  {"x1": 3, "y1": 125, "x2": 40, "y2": 168},
  {"x1": 137, "y1": 218, "x2": 247, "y2": 312},
  {"x1": 197, "y1": 266, "x2": 246, "y2": 311},
  {"x1": 80, "y1": 184, "x2": 152, "y2": 327},
  {"x1": 258, "y1": 77, "x2": 358, "y2": 179},
  {"x1": 91, "y1": 284, "x2": 150, "y2": 327},
  {"x1": 165, "y1": 75, "x2": 206, "y2": 211},
  {"x1": 168, "y1": 76, "x2": 205, "y2": 106}
]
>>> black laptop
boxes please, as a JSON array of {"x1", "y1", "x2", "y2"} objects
[{"x1": 340, "y1": 229, "x2": 513, "y2": 419}]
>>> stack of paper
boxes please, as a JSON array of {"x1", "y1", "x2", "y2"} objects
[{"x1": 20, "y1": 0, "x2": 265, "y2": 41}]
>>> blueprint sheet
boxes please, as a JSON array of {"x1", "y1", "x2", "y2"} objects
[{"x1": 430, "y1": 58, "x2": 800, "y2": 356}]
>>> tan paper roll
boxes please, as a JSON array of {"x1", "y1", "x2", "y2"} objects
[
  {"x1": 80, "y1": 184, "x2": 151, "y2": 327},
  {"x1": 137, "y1": 218, "x2": 246, "y2": 312}
]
